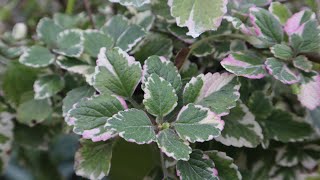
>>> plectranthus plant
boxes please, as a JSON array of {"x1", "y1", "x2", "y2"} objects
[{"x1": 0, "y1": 0, "x2": 320, "y2": 179}]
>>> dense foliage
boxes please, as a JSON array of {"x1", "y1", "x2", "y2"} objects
[{"x1": 1, "y1": 0, "x2": 320, "y2": 179}]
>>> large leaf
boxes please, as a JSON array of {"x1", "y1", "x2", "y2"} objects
[
  {"x1": 101, "y1": 15, "x2": 146, "y2": 52},
  {"x1": 142, "y1": 55, "x2": 181, "y2": 91},
  {"x1": 143, "y1": 74, "x2": 178, "y2": 117},
  {"x1": 34, "y1": 74, "x2": 65, "y2": 99},
  {"x1": 156, "y1": 129, "x2": 191, "y2": 161},
  {"x1": 0, "y1": 113, "x2": 14, "y2": 173},
  {"x1": 174, "y1": 104, "x2": 224, "y2": 143},
  {"x1": 284, "y1": 9, "x2": 315, "y2": 36},
  {"x1": 265, "y1": 58, "x2": 299, "y2": 84},
  {"x1": 19, "y1": 46, "x2": 55, "y2": 68},
  {"x1": 53, "y1": 29, "x2": 84, "y2": 57},
  {"x1": 75, "y1": 139, "x2": 113, "y2": 180},
  {"x1": 176, "y1": 150, "x2": 219, "y2": 180},
  {"x1": 36, "y1": 17, "x2": 63, "y2": 47},
  {"x1": 168, "y1": 0, "x2": 228, "y2": 38},
  {"x1": 93, "y1": 47, "x2": 142, "y2": 97},
  {"x1": 106, "y1": 109, "x2": 156, "y2": 144},
  {"x1": 62, "y1": 86, "x2": 96, "y2": 117},
  {"x1": 221, "y1": 52, "x2": 266, "y2": 79},
  {"x1": 17, "y1": 99, "x2": 52, "y2": 126},
  {"x1": 216, "y1": 103, "x2": 263, "y2": 148},
  {"x1": 66, "y1": 94, "x2": 126, "y2": 141},
  {"x1": 206, "y1": 150, "x2": 242, "y2": 180},
  {"x1": 109, "y1": 0, "x2": 150, "y2": 7},
  {"x1": 183, "y1": 73, "x2": 240, "y2": 116},
  {"x1": 260, "y1": 110, "x2": 313, "y2": 142},
  {"x1": 83, "y1": 30, "x2": 113, "y2": 57},
  {"x1": 297, "y1": 75, "x2": 320, "y2": 110}
]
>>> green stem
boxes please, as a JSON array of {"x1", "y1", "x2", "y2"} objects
[
  {"x1": 127, "y1": 97, "x2": 142, "y2": 109},
  {"x1": 160, "y1": 151, "x2": 169, "y2": 179},
  {"x1": 66, "y1": 0, "x2": 76, "y2": 15}
]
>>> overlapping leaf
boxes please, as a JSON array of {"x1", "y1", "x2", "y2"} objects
[
  {"x1": 265, "y1": 58, "x2": 299, "y2": 84},
  {"x1": 19, "y1": 46, "x2": 55, "y2": 67},
  {"x1": 83, "y1": 30, "x2": 113, "y2": 57},
  {"x1": 53, "y1": 29, "x2": 84, "y2": 57},
  {"x1": 34, "y1": 74, "x2": 65, "y2": 99}
]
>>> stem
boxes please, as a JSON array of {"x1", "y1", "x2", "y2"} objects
[
  {"x1": 83, "y1": 0, "x2": 96, "y2": 29},
  {"x1": 160, "y1": 151, "x2": 169, "y2": 179},
  {"x1": 65, "y1": 0, "x2": 76, "y2": 14},
  {"x1": 127, "y1": 98, "x2": 142, "y2": 109}
]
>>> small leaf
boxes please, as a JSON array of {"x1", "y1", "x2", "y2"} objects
[
  {"x1": 293, "y1": 55, "x2": 313, "y2": 72},
  {"x1": 174, "y1": 104, "x2": 224, "y2": 143},
  {"x1": 216, "y1": 103, "x2": 263, "y2": 148},
  {"x1": 168, "y1": 0, "x2": 228, "y2": 38},
  {"x1": 143, "y1": 74, "x2": 178, "y2": 117},
  {"x1": 248, "y1": 91, "x2": 273, "y2": 119},
  {"x1": 17, "y1": 99, "x2": 52, "y2": 126},
  {"x1": 156, "y1": 129, "x2": 191, "y2": 161},
  {"x1": 34, "y1": 74, "x2": 65, "y2": 99},
  {"x1": 260, "y1": 110, "x2": 313, "y2": 142},
  {"x1": 270, "y1": 44, "x2": 293, "y2": 60},
  {"x1": 62, "y1": 86, "x2": 95, "y2": 117},
  {"x1": 0, "y1": 113, "x2": 14, "y2": 173},
  {"x1": 108, "y1": 0, "x2": 150, "y2": 7},
  {"x1": 133, "y1": 33, "x2": 173, "y2": 62},
  {"x1": 83, "y1": 30, "x2": 113, "y2": 57},
  {"x1": 19, "y1": 46, "x2": 55, "y2": 68},
  {"x1": 265, "y1": 58, "x2": 299, "y2": 84},
  {"x1": 53, "y1": 29, "x2": 84, "y2": 57},
  {"x1": 221, "y1": 52, "x2": 266, "y2": 79},
  {"x1": 106, "y1": 109, "x2": 156, "y2": 144},
  {"x1": 183, "y1": 73, "x2": 240, "y2": 116},
  {"x1": 93, "y1": 47, "x2": 141, "y2": 97},
  {"x1": 36, "y1": 17, "x2": 63, "y2": 47},
  {"x1": 298, "y1": 75, "x2": 320, "y2": 110},
  {"x1": 143, "y1": 55, "x2": 181, "y2": 91},
  {"x1": 176, "y1": 150, "x2": 218, "y2": 180},
  {"x1": 249, "y1": 7, "x2": 283, "y2": 45},
  {"x1": 268, "y1": 2, "x2": 291, "y2": 25},
  {"x1": 66, "y1": 94, "x2": 126, "y2": 141},
  {"x1": 205, "y1": 150, "x2": 242, "y2": 180},
  {"x1": 75, "y1": 139, "x2": 113, "y2": 180},
  {"x1": 101, "y1": 15, "x2": 146, "y2": 52}
]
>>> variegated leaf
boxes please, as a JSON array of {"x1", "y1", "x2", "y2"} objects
[
  {"x1": 34, "y1": 74, "x2": 65, "y2": 99},
  {"x1": 268, "y1": 2, "x2": 291, "y2": 25},
  {"x1": 93, "y1": 47, "x2": 142, "y2": 97},
  {"x1": 0, "y1": 113, "x2": 14, "y2": 173},
  {"x1": 108, "y1": 0, "x2": 150, "y2": 7},
  {"x1": 53, "y1": 29, "x2": 84, "y2": 57},
  {"x1": 265, "y1": 58, "x2": 299, "y2": 84},
  {"x1": 36, "y1": 17, "x2": 63, "y2": 47},
  {"x1": 298, "y1": 75, "x2": 320, "y2": 110},
  {"x1": 19, "y1": 46, "x2": 55, "y2": 68},
  {"x1": 106, "y1": 109, "x2": 156, "y2": 144},
  {"x1": 270, "y1": 44, "x2": 293, "y2": 60},
  {"x1": 293, "y1": 56, "x2": 313, "y2": 72},
  {"x1": 174, "y1": 104, "x2": 224, "y2": 143},
  {"x1": 83, "y1": 30, "x2": 113, "y2": 57}
]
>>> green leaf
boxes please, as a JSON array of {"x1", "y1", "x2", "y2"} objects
[
  {"x1": 106, "y1": 109, "x2": 156, "y2": 144},
  {"x1": 260, "y1": 110, "x2": 313, "y2": 142},
  {"x1": 143, "y1": 55, "x2": 181, "y2": 91},
  {"x1": 168, "y1": 0, "x2": 228, "y2": 38},
  {"x1": 174, "y1": 104, "x2": 224, "y2": 143},
  {"x1": 221, "y1": 52, "x2": 267, "y2": 79},
  {"x1": 216, "y1": 103, "x2": 263, "y2": 148},
  {"x1": 66, "y1": 94, "x2": 126, "y2": 141},
  {"x1": 53, "y1": 29, "x2": 84, "y2": 57},
  {"x1": 19, "y1": 46, "x2": 55, "y2": 68},
  {"x1": 249, "y1": 7, "x2": 283, "y2": 45},
  {"x1": 206, "y1": 150, "x2": 242, "y2": 180},
  {"x1": 62, "y1": 86, "x2": 95, "y2": 117},
  {"x1": 265, "y1": 58, "x2": 299, "y2": 84},
  {"x1": 83, "y1": 30, "x2": 113, "y2": 57},
  {"x1": 143, "y1": 74, "x2": 178, "y2": 117},
  {"x1": 248, "y1": 91, "x2": 273, "y2": 119},
  {"x1": 183, "y1": 73, "x2": 240, "y2": 116},
  {"x1": 109, "y1": 0, "x2": 150, "y2": 7},
  {"x1": 268, "y1": 2, "x2": 291, "y2": 25},
  {"x1": 0, "y1": 113, "x2": 14, "y2": 173},
  {"x1": 293, "y1": 55, "x2": 313, "y2": 72},
  {"x1": 93, "y1": 47, "x2": 142, "y2": 97},
  {"x1": 156, "y1": 129, "x2": 191, "y2": 161},
  {"x1": 151, "y1": 0, "x2": 174, "y2": 22},
  {"x1": 36, "y1": 17, "x2": 63, "y2": 47},
  {"x1": 34, "y1": 74, "x2": 65, "y2": 99},
  {"x1": 17, "y1": 99, "x2": 52, "y2": 126},
  {"x1": 75, "y1": 139, "x2": 113, "y2": 180},
  {"x1": 53, "y1": 13, "x2": 79, "y2": 29},
  {"x1": 270, "y1": 44, "x2": 293, "y2": 60},
  {"x1": 131, "y1": 11, "x2": 155, "y2": 31},
  {"x1": 2, "y1": 61, "x2": 38, "y2": 106},
  {"x1": 133, "y1": 33, "x2": 173, "y2": 62},
  {"x1": 101, "y1": 15, "x2": 146, "y2": 52},
  {"x1": 176, "y1": 150, "x2": 218, "y2": 180}
]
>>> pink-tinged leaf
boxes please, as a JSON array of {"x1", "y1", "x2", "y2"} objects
[
  {"x1": 265, "y1": 58, "x2": 300, "y2": 84},
  {"x1": 284, "y1": 10, "x2": 315, "y2": 36},
  {"x1": 249, "y1": 7, "x2": 263, "y2": 36},
  {"x1": 298, "y1": 75, "x2": 320, "y2": 110}
]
